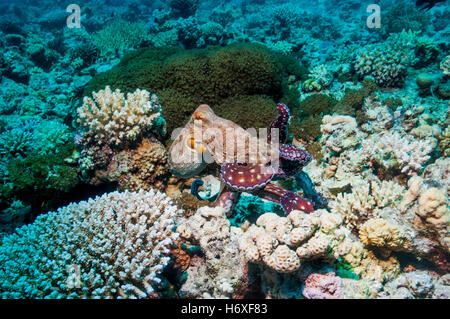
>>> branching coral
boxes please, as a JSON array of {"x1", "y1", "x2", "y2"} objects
[
  {"x1": 362, "y1": 130, "x2": 434, "y2": 176},
  {"x1": 92, "y1": 20, "x2": 149, "y2": 57},
  {"x1": 354, "y1": 31, "x2": 419, "y2": 88},
  {"x1": 0, "y1": 189, "x2": 180, "y2": 298},
  {"x1": 77, "y1": 86, "x2": 164, "y2": 149},
  {"x1": 329, "y1": 179, "x2": 405, "y2": 230},
  {"x1": 302, "y1": 64, "x2": 334, "y2": 92}
]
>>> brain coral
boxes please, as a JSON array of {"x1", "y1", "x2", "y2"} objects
[
  {"x1": 83, "y1": 43, "x2": 288, "y2": 134},
  {"x1": 0, "y1": 189, "x2": 179, "y2": 299}
]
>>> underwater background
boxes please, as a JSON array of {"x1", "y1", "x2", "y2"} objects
[{"x1": 0, "y1": 0, "x2": 449, "y2": 299}]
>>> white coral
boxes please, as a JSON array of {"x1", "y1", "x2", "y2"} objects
[
  {"x1": 77, "y1": 86, "x2": 163, "y2": 148},
  {"x1": 362, "y1": 131, "x2": 434, "y2": 175},
  {"x1": 320, "y1": 115, "x2": 363, "y2": 159}
]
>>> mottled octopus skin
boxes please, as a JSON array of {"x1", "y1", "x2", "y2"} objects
[
  {"x1": 280, "y1": 191, "x2": 314, "y2": 214},
  {"x1": 268, "y1": 103, "x2": 290, "y2": 144},
  {"x1": 220, "y1": 162, "x2": 275, "y2": 192},
  {"x1": 219, "y1": 162, "x2": 314, "y2": 214},
  {"x1": 295, "y1": 171, "x2": 328, "y2": 209},
  {"x1": 216, "y1": 191, "x2": 241, "y2": 215}
]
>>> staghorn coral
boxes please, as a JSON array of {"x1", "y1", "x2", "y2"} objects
[
  {"x1": 77, "y1": 86, "x2": 164, "y2": 149},
  {"x1": 0, "y1": 189, "x2": 180, "y2": 298}
]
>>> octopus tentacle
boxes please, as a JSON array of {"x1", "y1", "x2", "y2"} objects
[
  {"x1": 268, "y1": 103, "x2": 291, "y2": 144},
  {"x1": 295, "y1": 171, "x2": 328, "y2": 209},
  {"x1": 216, "y1": 191, "x2": 241, "y2": 215},
  {"x1": 220, "y1": 162, "x2": 275, "y2": 192},
  {"x1": 278, "y1": 144, "x2": 313, "y2": 177},
  {"x1": 191, "y1": 179, "x2": 206, "y2": 200},
  {"x1": 280, "y1": 191, "x2": 314, "y2": 214}
]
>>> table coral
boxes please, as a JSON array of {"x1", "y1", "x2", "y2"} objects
[{"x1": 0, "y1": 189, "x2": 180, "y2": 298}]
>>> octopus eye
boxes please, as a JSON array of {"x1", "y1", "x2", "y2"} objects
[{"x1": 187, "y1": 137, "x2": 196, "y2": 149}]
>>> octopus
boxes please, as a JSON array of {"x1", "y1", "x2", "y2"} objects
[{"x1": 169, "y1": 103, "x2": 327, "y2": 215}]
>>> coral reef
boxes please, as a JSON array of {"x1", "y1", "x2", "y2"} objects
[
  {"x1": 0, "y1": 0, "x2": 448, "y2": 300},
  {"x1": 0, "y1": 190, "x2": 180, "y2": 298}
]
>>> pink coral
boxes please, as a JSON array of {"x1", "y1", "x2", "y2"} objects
[{"x1": 303, "y1": 273, "x2": 343, "y2": 299}]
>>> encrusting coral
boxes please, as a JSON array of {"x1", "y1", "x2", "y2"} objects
[
  {"x1": 320, "y1": 115, "x2": 363, "y2": 160},
  {"x1": 0, "y1": 189, "x2": 180, "y2": 299},
  {"x1": 359, "y1": 218, "x2": 410, "y2": 253},
  {"x1": 177, "y1": 206, "x2": 248, "y2": 298},
  {"x1": 302, "y1": 272, "x2": 343, "y2": 299}
]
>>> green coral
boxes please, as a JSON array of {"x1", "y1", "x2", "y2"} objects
[
  {"x1": 299, "y1": 94, "x2": 337, "y2": 116},
  {"x1": 289, "y1": 115, "x2": 322, "y2": 142},
  {"x1": 8, "y1": 142, "x2": 78, "y2": 194},
  {"x1": 380, "y1": 2, "x2": 431, "y2": 37},
  {"x1": 215, "y1": 95, "x2": 278, "y2": 129},
  {"x1": 92, "y1": 20, "x2": 149, "y2": 57}
]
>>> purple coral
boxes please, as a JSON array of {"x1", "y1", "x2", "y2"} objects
[{"x1": 303, "y1": 273, "x2": 343, "y2": 299}]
